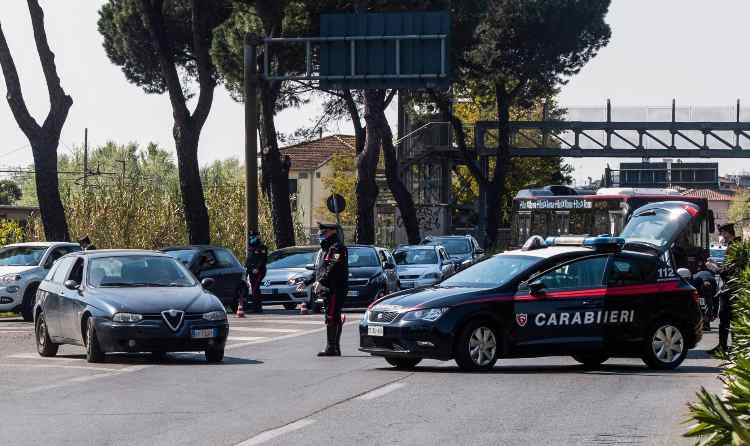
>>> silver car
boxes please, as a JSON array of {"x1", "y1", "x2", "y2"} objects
[
  {"x1": 258, "y1": 246, "x2": 318, "y2": 310},
  {"x1": 0, "y1": 242, "x2": 80, "y2": 320},
  {"x1": 393, "y1": 245, "x2": 455, "y2": 290}
]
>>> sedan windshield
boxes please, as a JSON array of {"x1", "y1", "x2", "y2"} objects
[
  {"x1": 0, "y1": 246, "x2": 48, "y2": 266},
  {"x1": 163, "y1": 249, "x2": 198, "y2": 266},
  {"x1": 267, "y1": 250, "x2": 317, "y2": 269},
  {"x1": 427, "y1": 239, "x2": 470, "y2": 255},
  {"x1": 88, "y1": 255, "x2": 197, "y2": 287},
  {"x1": 440, "y1": 255, "x2": 540, "y2": 288},
  {"x1": 348, "y1": 248, "x2": 380, "y2": 267},
  {"x1": 394, "y1": 249, "x2": 437, "y2": 265}
]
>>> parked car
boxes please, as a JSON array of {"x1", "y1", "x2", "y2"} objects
[
  {"x1": 259, "y1": 246, "x2": 318, "y2": 310},
  {"x1": 393, "y1": 245, "x2": 456, "y2": 289},
  {"x1": 421, "y1": 235, "x2": 484, "y2": 267},
  {"x1": 313, "y1": 245, "x2": 399, "y2": 309},
  {"x1": 34, "y1": 250, "x2": 228, "y2": 363},
  {"x1": 161, "y1": 245, "x2": 247, "y2": 311},
  {"x1": 0, "y1": 242, "x2": 80, "y2": 321}
]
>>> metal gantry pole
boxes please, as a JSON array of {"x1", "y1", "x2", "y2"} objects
[{"x1": 244, "y1": 33, "x2": 260, "y2": 258}]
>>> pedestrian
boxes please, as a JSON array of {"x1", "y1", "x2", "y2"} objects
[
  {"x1": 707, "y1": 222, "x2": 741, "y2": 355},
  {"x1": 299, "y1": 223, "x2": 348, "y2": 356},
  {"x1": 245, "y1": 231, "x2": 268, "y2": 314}
]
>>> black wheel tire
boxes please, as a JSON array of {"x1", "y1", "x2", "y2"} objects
[
  {"x1": 20, "y1": 284, "x2": 37, "y2": 322},
  {"x1": 641, "y1": 320, "x2": 688, "y2": 370},
  {"x1": 85, "y1": 317, "x2": 105, "y2": 363},
  {"x1": 35, "y1": 314, "x2": 58, "y2": 357},
  {"x1": 205, "y1": 348, "x2": 224, "y2": 363},
  {"x1": 150, "y1": 351, "x2": 168, "y2": 362},
  {"x1": 454, "y1": 319, "x2": 499, "y2": 372},
  {"x1": 385, "y1": 357, "x2": 422, "y2": 369},
  {"x1": 283, "y1": 303, "x2": 297, "y2": 310},
  {"x1": 572, "y1": 353, "x2": 609, "y2": 369}
]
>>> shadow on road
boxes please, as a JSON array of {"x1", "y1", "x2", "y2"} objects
[
  {"x1": 374, "y1": 362, "x2": 721, "y2": 376},
  {"x1": 51, "y1": 353, "x2": 263, "y2": 366}
]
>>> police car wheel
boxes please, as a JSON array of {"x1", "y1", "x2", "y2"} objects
[
  {"x1": 385, "y1": 357, "x2": 422, "y2": 369},
  {"x1": 642, "y1": 321, "x2": 687, "y2": 370},
  {"x1": 454, "y1": 320, "x2": 498, "y2": 371},
  {"x1": 571, "y1": 354, "x2": 609, "y2": 368}
]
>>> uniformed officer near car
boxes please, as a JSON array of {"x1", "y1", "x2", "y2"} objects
[
  {"x1": 707, "y1": 222, "x2": 742, "y2": 354},
  {"x1": 298, "y1": 222, "x2": 348, "y2": 356},
  {"x1": 245, "y1": 231, "x2": 268, "y2": 314}
]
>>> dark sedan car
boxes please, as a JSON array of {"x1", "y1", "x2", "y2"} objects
[
  {"x1": 161, "y1": 245, "x2": 247, "y2": 311},
  {"x1": 34, "y1": 250, "x2": 229, "y2": 363},
  {"x1": 361, "y1": 201, "x2": 704, "y2": 372}
]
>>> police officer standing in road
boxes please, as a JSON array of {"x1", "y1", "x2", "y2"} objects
[
  {"x1": 708, "y1": 222, "x2": 742, "y2": 354},
  {"x1": 299, "y1": 223, "x2": 348, "y2": 356},
  {"x1": 245, "y1": 231, "x2": 268, "y2": 314}
]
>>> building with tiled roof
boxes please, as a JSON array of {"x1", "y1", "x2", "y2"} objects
[
  {"x1": 280, "y1": 135, "x2": 356, "y2": 234},
  {"x1": 683, "y1": 188, "x2": 735, "y2": 240}
]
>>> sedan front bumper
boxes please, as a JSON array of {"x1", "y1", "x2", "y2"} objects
[{"x1": 94, "y1": 318, "x2": 229, "y2": 353}]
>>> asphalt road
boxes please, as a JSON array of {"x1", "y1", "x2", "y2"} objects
[{"x1": 0, "y1": 310, "x2": 723, "y2": 446}]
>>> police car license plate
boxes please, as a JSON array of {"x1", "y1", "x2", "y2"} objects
[
  {"x1": 347, "y1": 290, "x2": 359, "y2": 297},
  {"x1": 368, "y1": 325, "x2": 383, "y2": 336},
  {"x1": 191, "y1": 328, "x2": 218, "y2": 339}
]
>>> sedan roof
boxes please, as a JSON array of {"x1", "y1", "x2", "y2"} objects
[
  {"x1": 5, "y1": 241, "x2": 78, "y2": 248},
  {"x1": 74, "y1": 249, "x2": 167, "y2": 258}
]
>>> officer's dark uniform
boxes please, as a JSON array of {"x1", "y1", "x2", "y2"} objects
[
  {"x1": 245, "y1": 233, "x2": 268, "y2": 313},
  {"x1": 308, "y1": 223, "x2": 348, "y2": 356},
  {"x1": 714, "y1": 226, "x2": 741, "y2": 353}
]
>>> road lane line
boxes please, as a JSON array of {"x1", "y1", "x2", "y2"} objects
[
  {"x1": 229, "y1": 327, "x2": 299, "y2": 333},
  {"x1": 236, "y1": 419, "x2": 316, "y2": 446},
  {"x1": 244, "y1": 320, "x2": 324, "y2": 325},
  {"x1": 7, "y1": 353, "x2": 84, "y2": 361},
  {"x1": 356, "y1": 382, "x2": 406, "y2": 401},
  {"x1": 225, "y1": 321, "x2": 358, "y2": 351},
  {"x1": 0, "y1": 330, "x2": 31, "y2": 334},
  {"x1": 227, "y1": 336, "x2": 269, "y2": 342},
  {"x1": 0, "y1": 363, "x2": 117, "y2": 372},
  {"x1": 19, "y1": 364, "x2": 149, "y2": 394}
]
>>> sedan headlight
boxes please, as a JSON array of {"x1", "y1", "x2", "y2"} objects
[
  {"x1": 112, "y1": 313, "x2": 143, "y2": 323},
  {"x1": 0, "y1": 274, "x2": 20, "y2": 285},
  {"x1": 401, "y1": 307, "x2": 449, "y2": 322},
  {"x1": 202, "y1": 310, "x2": 227, "y2": 321},
  {"x1": 287, "y1": 276, "x2": 305, "y2": 286},
  {"x1": 421, "y1": 272, "x2": 441, "y2": 280}
]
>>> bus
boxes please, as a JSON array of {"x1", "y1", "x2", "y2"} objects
[{"x1": 511, "y1": 185, "x2": 715, "y2": 274}]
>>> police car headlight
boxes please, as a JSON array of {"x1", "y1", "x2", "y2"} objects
[
  {"x1": 112, "y1": 313, "x2": 143, "y2": 323},
  {"x1": 202, "y1": 310, "x2": 227, "y2": 321},
  {"x1": 421, "y1": 272, "x2": 440, "y2": 280},
  {"x1": 0, "y1": 274, "x2": 20, "y2": 285},
  {"x1": 402, "y1": 307, "x2": 448, "y2": 322}
]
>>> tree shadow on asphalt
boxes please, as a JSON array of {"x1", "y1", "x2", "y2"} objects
[{"x1": 52, "y1": 353, "x2": 263, "y2": 366}]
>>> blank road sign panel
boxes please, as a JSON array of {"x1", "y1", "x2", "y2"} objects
[{"x1": 320, "y1": 11, "x2": 450, "y2": 90}]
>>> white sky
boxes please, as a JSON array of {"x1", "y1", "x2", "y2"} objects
[{"x1": 1, "y1": 0, "x2": 749, "y2": 185}]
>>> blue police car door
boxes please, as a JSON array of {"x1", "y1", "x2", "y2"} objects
[{"x1": 513, "y1": 255, "x2": 609, "y2": 355}]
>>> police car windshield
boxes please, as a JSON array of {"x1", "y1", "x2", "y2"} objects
[
  {"x1": 440, "y1": 255, "x2": 539, "y2": 288},
  {"x1": 426, "y1": 239, "x2": 470, "y2": 255},
  {"x1": 619, "y1": 208, "x2": 680, "y2": 248},
  {"x1": 394, "y1": 249, "x2": 437, "y2": 265},
  {"x1": 267, "y1": 250, "x2": 316, "y2": 269}
]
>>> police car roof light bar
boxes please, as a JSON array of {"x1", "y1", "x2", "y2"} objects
[{"x1": 545, "y1": 235, "x2": 625, "y2": 252}]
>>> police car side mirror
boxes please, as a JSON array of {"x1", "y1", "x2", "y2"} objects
[
  {"x1": 528, "y1": 280, "x2": 546, "y2": 295},
  {"x1": 201, "y1": 278, "x2": 215, "y2": 289},
  {"x1": 305, "y1": 263, "x2": 315, "y2": 271},
  {"x1": 676, "y1": 268, "x2": 692, "y2": 280}
]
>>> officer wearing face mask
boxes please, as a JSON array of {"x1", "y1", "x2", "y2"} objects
[
  {"x1": 245, "y1": 231, "x2": 268, "y2": 314},
  {"x1": 299, "y1": 223, "x2": 348, "y2": 356}
]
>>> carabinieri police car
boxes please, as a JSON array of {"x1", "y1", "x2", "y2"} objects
[{"x1": 360, "y1": 201, "x2": 704, "y2": 371}]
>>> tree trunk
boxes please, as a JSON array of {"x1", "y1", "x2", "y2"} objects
[
  {"x1": 173, "y1": 123, "x2": 210, "y2": 245},
  {"x1": 485, "y1": 87, "x2": 512, "y2": 249},
  {"x1": 259, "y1": 84, "x2": 295, "y2": 248},
  {"x1": 30, "y1": 140, "x2": 69, "y2": 241},
  {"x1": 379, "y1": 111, "x2": 420, "y2": 244},
  {"x1": 355, "y1": 90, "x2": 384, "y2": 244}
]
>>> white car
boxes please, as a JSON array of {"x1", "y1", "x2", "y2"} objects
[
  {"x1": 393, "y1": 245, "x2": 456, "y2": 289},
  {"x1": 258, "y1": 246, "x2": 317, "y2": 310},
  {"x1": 0, "y1": 242, "x2": 80, "y2": 320}
]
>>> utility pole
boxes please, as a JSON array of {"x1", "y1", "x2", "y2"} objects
[
  {"x1": 83, "y1": 128, "x2": 89, "y2": 217},
  {"x1": 244, "y1": 33, "x2": 260, "y2": 259}
]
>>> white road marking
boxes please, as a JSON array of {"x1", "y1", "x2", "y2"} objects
[
  {"x1": 229, "y1": 327, "x2": 299, "y2": 333},
  {"x1": 225, "y1": 321, "x2": 357, "y2": 351},
  {"x1": 356, "y1": 382, "x2": 406, "y2": 401},
  {"x1": 236, "y1": 419, "x2": 316, "y2": 446},
  {"x1": 0, "y1": 363, "x2": 117, "y2": 372},
  {"x1": 19, "y1": 365, "x2": 149, "y2": 394},
  {"x1": 245, "y1": 319, "x2": 324, "y2": 325},
  {"x1": 0, "y1": 330, "x2": 31, "y2": 334},
  {"x1": 227, "y1": 336, "x2": 269, "y2": 342},
  {"x1": 7, "y1": 353, "x2": 83, "y2": 361}
]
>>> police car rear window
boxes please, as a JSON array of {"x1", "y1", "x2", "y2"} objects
[{"x1": 441, "y1": 255, "x2": 539, "y2": 288}]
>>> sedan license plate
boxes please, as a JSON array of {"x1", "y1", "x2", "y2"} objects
[
  {"x1": 401, "y1": 281, "x2": 414, "y2": 288},
  {"x1": 347, "y1": 290, "x2": 359, "y2": 297},
  {"x1": 368, "y1": 325, "x2": 384, "y2": 336},
  {"x1": 261, "y1": 288, "x2": 277, "y2": 296},
  {"x1": 191, "y1": 328, "x2": 218, "y2": 339}
]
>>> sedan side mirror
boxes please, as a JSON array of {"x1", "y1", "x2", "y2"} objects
[
  {"x1": 676, "y1": 268, "x2": 692, "y2": 280},
  {"x1": 475, "y1": 248, "x2": 485, "y2": 256},
  {"x1": 305, "y1": 263, "x2": 315, "y2": 271},
  {"x1": 201, "y1": 278, "x2": 215, "y2": 289},
  {"x1": 64, "y1": 280, "x2": 79, "y2": 290}
]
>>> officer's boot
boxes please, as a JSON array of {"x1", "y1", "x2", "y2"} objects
[
  {"x1": 317, "y1": 324, "x2": 340, "y2": 357},
  {"x1": 333, "y1": 321, "x2": 343, "y2": 356}
]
